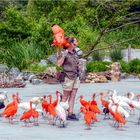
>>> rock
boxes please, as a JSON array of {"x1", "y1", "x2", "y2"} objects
[
  {"x1": 109, "y1": 62, "x2": 121, "y2": 81},
  {"x1": 86, "y1": 56, "x2": 93, "y2": 62},
  {"x1": 9, "y1": 67, "x2": 20, "y2": 77},
  {"x1": 121, "y1": 73, "x2": 129, "y2": 79},
  {"x1": 0, "y1": 64, "x2": 9, "y2": 73},
  {"x1": 39, "y1": 59, "x2": 48, "y2": 66},
  {"x1": 47, "y1": 54, "x2": 57, "y2": 64},
  {"x1": 23, "y1": 72, "x2": 35, "y2": 81},
  {"x1": 0, "y1": 72, "x2": 26, "y2": 88},
  {"x1": 85, "y1": 72, "x2": 108, "y2": 83},
  {"x1": 126, "y1": 74, "x2": 139, "y2": 79},
  {"x1": 79, "y1": 59, "x2": 87, "y2": 81},
  {"x1": 45, "y1": 67, "x2": 57, "y2": 77},
  {"x1": 31, "y1": 79, "x2": 43, "y2": 85},
  {"x1": 90, "y1": 80, "x2": 95, "y2": 83},
  {"x1": 28, "y1": 74, "x2": 37, "y2": 82}
]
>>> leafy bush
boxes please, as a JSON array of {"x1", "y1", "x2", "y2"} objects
[
  {"x1": 92, "y1": 51, "x2": 103, "y2": 61},
  {"x1": 119, "y1": 59, "x2": 140, "y2": 74},
  {"x1": 0, "y1": 1, "x2": 140, "y2": 71},
  {"x1": 109, "y1": 48, "x2": 123, "y2": 62},
  {"x1": 86, "y1": 61, "x2": 111, "y2": 72},
  {"x1": 25, "y1": 64, "x2": 47, "y2": 73},
  {"x1": 128, "y1": 59, "x2": 140, "y2": 74},
  {"x1": 119, "y1": 60, "x2": 129, "y2": 73}
]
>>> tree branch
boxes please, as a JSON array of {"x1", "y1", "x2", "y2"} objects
[
  {"x1": 83, "y1": 27, "x2": 108, "y2": 58},
  {"x1": 107, "y1": 19, "x2": 140, "y2": 32},
  {"x1": 83, "y1": 34, "x2": 140, "y2": 58}
]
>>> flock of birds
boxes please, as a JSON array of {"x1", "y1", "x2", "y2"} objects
[{"x1": 0, "y1": 90, "x2": 140, "y2": 129}]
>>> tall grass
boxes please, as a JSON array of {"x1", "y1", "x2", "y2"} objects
[{"x1": 2, "y1": 41, "x2": 46, "y2": 70}]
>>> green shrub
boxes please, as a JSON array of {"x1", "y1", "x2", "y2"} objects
[
  {"x1": 109, "y1": 48, "x2": 123, "y2": 62},
  {"x1": 119, "y1": 60, "x2": 129, "y2": 73},
  {"x1": 25, "y1": 64, "x2": 46, "y2": 73},
  {"x1": 86, "y1": 61, "x2": 111, "y2": 72},
  {"x1": 128, "y1": 59, "x2": 140, "y2": 74},
  {"x1": 92, "y1": 51, "x2": 103, "y2": 61}
]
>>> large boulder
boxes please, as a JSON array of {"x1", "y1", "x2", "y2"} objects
[
  {"x1": 110, "y1": 62, "x2": 121, "y2": 81},
  {"x1": 0, "y1": 64, "x2": 9, "y2": 73},
  {"x1": 39, "y1": 59, "x2": 48, "y2": 67},
  {"x1": 22, "y1": 72, "x2": 35, "y2": 81},
  {"x1": 9, "y1": 67, "x2": 20, "y2": 77},
  {"x1": 45, "y1": 67, "x2": 57, "y2": 77},
  {"x1": 47, "y1": 54, "x2": 57, "y2": 64}
]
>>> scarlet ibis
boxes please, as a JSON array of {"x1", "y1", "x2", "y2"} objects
[
  {"x1": 81, "y1": 106, "x2": 98, "y2": 129},
  {"x1": 41, "y1": 95, "x2": 49, "y2": 118},
  {"x1": 20, "y1": 101, "x2": 33, "y2": 126},
  {"x1": 52, "y1": 91, "x2": 59, "y2": 107},
  {"x1": 4, "y1": 94, "x2": 16, "y2": 111},
  {"x1": 113, "y1": 103, "x2": 126, "y2": 128},
  {"x1": 91, "y1": 93, "x2": 97, "y2": 105},
  {"x1": 47, "y1": 95, "x2": 57, "y2": 125},
  {"x1": 79, "y1": 96, "x2": 89, "y2": 107},
  {"x1": 47, "y1": 95, "x2": 56, "y2": 117},
  {"x1": 32, "y1": 109, "x2": 39, "y2": 126},
  {"x1": 100, "y1": 92, "x2": 109, "y2": 119},
  {"x1": 2, "y1": 99, "x2": 18, "y2": 124}
]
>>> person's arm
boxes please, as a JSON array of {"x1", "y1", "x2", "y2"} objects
[{"x1": 57, "y1": 50, "x2": 68, "y2": 67}]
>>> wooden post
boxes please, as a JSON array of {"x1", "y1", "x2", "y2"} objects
[{"x1": 128, "y1": 44, "x2": 131, "y2": 62}]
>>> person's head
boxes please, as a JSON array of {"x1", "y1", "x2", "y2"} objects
[
  {"x1": 64, "y1": 36, "x2": 77, "y2": 50},
  {"x1": 68, "y1": 37, "x2": 77, "y2": 47}
]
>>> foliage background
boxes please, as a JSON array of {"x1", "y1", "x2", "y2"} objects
[{"x1": 0, "y1": 0, "x2": 140, "y2": 70}]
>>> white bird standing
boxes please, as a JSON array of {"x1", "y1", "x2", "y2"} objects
[
  {"x1": 0, "y1": 91, "x2": 9, "y2": 110},
  {"x1": 18, "y1": 96, "x2": 43, "y2": 111},
  {"x1": 18, "y1": 102, "x2": 36, "y2": 111},
  {"x1": 56, "y1": 104, "x2": 67, "y2": 127},
  {"x1": 0, "y1": 91, "x2": 9, "y2": 102},
  {"x1": 108, "y1": 100, "x2": 130, "y2": 118},
  {"x1": 112, "y1": 90, "x2": 131, "y2": 110},
  {"x1": 54, "y1": 91, "x2": 67, "y2": 127},
  {"x1": 30, "y1": 96, "x2": 44, "y2": 107}
]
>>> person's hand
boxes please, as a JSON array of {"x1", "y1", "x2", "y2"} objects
[{"x1": 61, "y1": 50, "x2": 68, "y2": 57}]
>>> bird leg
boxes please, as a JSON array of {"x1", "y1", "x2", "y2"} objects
[
  {"x1": 86, "y1": 125, "x2": 91, "y2": 130},
  {"x1": 113, "y1": 121, "x2": 118, "y2": 127},
  {"x1": 42, "y1": 112, "x2": 46, "y2": 119},
  {"x1": 10, "y1": 117, "x2": 14, "y2": 124},
  {"x1": 107, "y1": 113, "x2": 111, "y2": 119},
  {"x1": 138, "y1": 116, "x2": 140, "y2": 125},
  {"x1": 23, "y1": 120, "x2": 28, "y2": 127},
  {"x1": 42, "y1": 109, "x2": 47, "y2": 119},
  {"x1": 104, "y1": 113, "x2": 109, "y2": 120},
  {"x1": 117, "y1": 122, "x2": 120, "y2": 128},
  {"x1": 62, "y1": 121, "x2": 66, "y2": 128},
  {"x1": 103, "y1": 113, "x2": 107, "y2": 120},
  {"x1": 34, "y1": 118, "x2": 39, "y2": 126},
  {"x1": 52, "y1": 117, "x2": 57, "y2": 125},
  {"x1": 130, "y1": 109, "x2": 135, "y2": 115},
  {"x1": 77, "y1": 111, "x2": 82, "y2": 118},
  {"x1": 58, "y1": 119, "x2": 65, "y2": 128}
]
